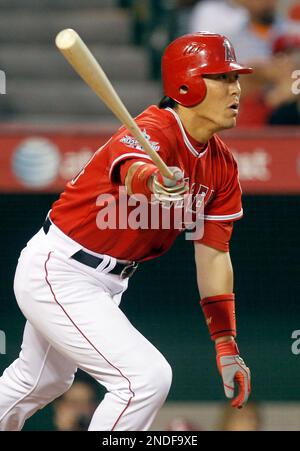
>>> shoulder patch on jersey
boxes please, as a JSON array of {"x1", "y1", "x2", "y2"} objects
[{"x1": 120, "y1": 129, "x2": 160, "y2": 152}]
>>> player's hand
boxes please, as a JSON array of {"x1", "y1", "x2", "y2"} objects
[
  {"x1": 151, "y1": 166, "x2": 188, "y2": 203},
  {"x1": 215, "y1": 339, "x2": 251, "y2": 409}
]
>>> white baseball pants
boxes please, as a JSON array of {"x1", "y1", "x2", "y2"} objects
[{"x1": 0, "y1": 224, "x2": 172, "y2": 431}]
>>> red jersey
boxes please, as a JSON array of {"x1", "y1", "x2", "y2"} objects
[{"x1": 50, "y1": 106, "x2": 243, "y2": 261}]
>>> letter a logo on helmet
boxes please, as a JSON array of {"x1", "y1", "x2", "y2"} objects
[
  {"x1": 223, "y1": 39, "x2": 236, "y2": 62},
  {"x1": 162, "y1": 32, "x2": 253, "y2": 107}
]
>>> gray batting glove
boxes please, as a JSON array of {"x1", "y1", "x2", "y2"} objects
[
  {"x1": 152, "y1": 166, "x2": 188, "y2": 203},
  {"x1": 216, "y1": 340, "x2": 251, "y2": 409}
]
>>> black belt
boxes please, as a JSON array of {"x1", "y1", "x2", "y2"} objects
[{"x1": 43, "y1": 217, "x2": 138, "y2": 279}]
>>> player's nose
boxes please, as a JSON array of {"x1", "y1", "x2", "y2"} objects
[{"x1": 229, "y1": 78, "x2": 241, "y2": 97}]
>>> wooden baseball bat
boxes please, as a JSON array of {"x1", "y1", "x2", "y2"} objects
[{"x1": 55, "y1": 28, "x2": 173, "y2": 179}]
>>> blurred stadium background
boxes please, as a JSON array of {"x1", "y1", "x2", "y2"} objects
[{"x1": 0, "y1": 0, "x2": 299, "y2": 431}]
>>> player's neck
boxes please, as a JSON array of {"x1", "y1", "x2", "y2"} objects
[{"x1": 176, "y1": 106, "x2": 217, "y2": 144}]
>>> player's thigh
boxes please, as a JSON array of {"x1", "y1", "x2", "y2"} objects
[{"x1": 22, "y1": 277, "x2": 170, "y2": 394}]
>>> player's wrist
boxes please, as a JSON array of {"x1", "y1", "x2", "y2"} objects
[
  {"x1": 215, "y1": 339, "x2": 239, "y2": 356},
  {"x1": 214, "y1": 335, "x2": 235, "y2": 345},
  {"x1": 200, "y1": 293, "x2": 236, "y2": 341},
  {"x1": 124, "y1": 162, "x2": 158, "y2": 199}
]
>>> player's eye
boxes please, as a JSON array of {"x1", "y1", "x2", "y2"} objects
[
  {"x1": 203, "y1": 73, "x2": 240, "y2": 82},
  {"x1": 222, "y1": 73, "x2": 240, "y2": 82},
  {"x1": 215, "y1": 74, "x2": 227, "y2": 80}
]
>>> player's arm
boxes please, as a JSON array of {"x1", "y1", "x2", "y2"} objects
[
  {"x1": 119, "y1": 159, "x2": 188, "y2": 202},
  {"x1": 194, "y1": 242, "x2": 251, "y2": 409}
]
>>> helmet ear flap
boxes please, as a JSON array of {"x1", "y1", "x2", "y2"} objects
[{"x1": 174, "y1": 76, "x2": 207, "y2": 107}]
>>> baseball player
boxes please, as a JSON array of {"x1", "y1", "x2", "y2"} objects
[{"x1": 0, "y1": 32, "x2": 252, "y2": 431}]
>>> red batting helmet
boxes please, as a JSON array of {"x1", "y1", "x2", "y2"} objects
[{"x1": 162, "y1": 32, "x2": 253, "y2": 107}]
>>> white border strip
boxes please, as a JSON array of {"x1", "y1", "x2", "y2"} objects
[{"x1": 204, "y1": 209, "x2": 244, "y2": 221}]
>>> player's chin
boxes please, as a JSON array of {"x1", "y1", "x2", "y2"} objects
[{"x1": 220, "y1": 117, "x2": 237, "y2": 130}]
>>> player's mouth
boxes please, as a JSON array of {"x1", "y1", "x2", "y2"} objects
[
  {"x1": 228, "y1": 102, "x2": 239, "y2": 115},
  {"x1": 229, "y1": 102, "x2": 239, "y2": 111}
]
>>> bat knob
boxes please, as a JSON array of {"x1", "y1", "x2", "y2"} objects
[{"x1": 56, "y1": 28, "x2": 78, "y2": 50}]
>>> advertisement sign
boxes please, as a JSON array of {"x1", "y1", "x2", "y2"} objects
[{"x1": 0, "y1": 125, "x2": 299, "y2": 194}]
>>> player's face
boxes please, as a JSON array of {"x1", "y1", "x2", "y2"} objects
[{"x1": 194, "y1": 72, "x2": 241, "y2": 131}]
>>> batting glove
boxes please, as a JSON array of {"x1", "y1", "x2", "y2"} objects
[
  {"x1": 152, "y1": 166, "x2": 188, "y2": 203},
  {"x1": 216, "y1": 340, "x2": 251, "y2": 409}
]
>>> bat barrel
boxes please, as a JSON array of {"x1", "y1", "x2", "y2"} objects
[{"x1": 55, "y1": 29, "x2": 174, "y2": 179}]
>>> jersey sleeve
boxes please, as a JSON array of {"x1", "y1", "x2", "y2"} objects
[
  {"x1": 108, "y1": 124, "x2": 171, "y2": 184},
  {"x1": 204, "y1": 151, "x2": 243, "y2": 222},
  {"x1": 195, "y1": 151, "x2": 242, "y2": 252}
]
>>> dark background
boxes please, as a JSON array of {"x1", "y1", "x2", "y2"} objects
[{"x1": 0, "y1": 194, "x2": 299, "y2": 429}]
